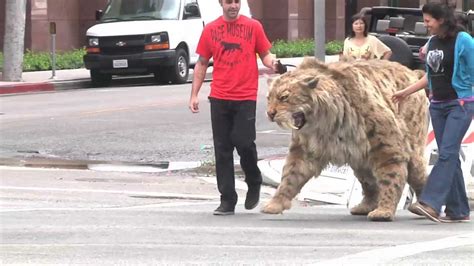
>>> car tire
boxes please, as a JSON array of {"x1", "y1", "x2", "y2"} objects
[
  {"x1": 167, "y1": 48, "x2": 189, "y2": 84},
  {"x1": 377, "y1": 35, "x2": 414, "y2": 69},
  {"x1": 90, "y1": 69, "x2": 112, "y2": 87}
]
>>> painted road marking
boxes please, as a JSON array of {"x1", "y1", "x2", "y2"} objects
[
  {"x1": 196, "y1": 176, "x2": 276, "y2": 196},
  {"x1": 315, "y1": 233, "x2": 474, "y2": 265},
  {"x1": 0, "y1": 201, "x2": 221, "y2": 213},
  {"x1": 0, "y1": 186, "x2": 219, "y2": 201},
  {"x1": 257, "y1": 130, "x2": 291, "y2": 135},
  {"x1": 88, "y1": 161, "x2": 201, "y2": 173}
]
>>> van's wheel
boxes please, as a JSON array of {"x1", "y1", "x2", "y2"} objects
[
  {"x1": 167, "y1": 48, "x2": 189, "y2": 84},
  {"x1": 377, "y1": 35, "x2": 414, "y2": 69},
  {"x1": 90, "y1": 69, "x2": 112, "y2": 87}
]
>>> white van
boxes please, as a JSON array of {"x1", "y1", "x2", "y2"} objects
[{"x1": 83, "y1": 0, "x2": 251, "y2": 86}]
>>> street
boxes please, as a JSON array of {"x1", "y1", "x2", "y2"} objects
[
  {"x1": 1, "y1": 166, "x2": 472, "y2": 265},
  {"x1": 1, "y1": 79, "x2": 473, "y2": 265},
  {"x1": 0, "y1": 78, "x2": 290, "y2": 163}
]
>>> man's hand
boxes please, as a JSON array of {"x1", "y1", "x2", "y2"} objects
[
  {"x1": 189, "y1": 96, "x2": 199, "y2": 113},
  {"x1": 272, "y1": 59, "x2": 279, "y2": 72},
  {"x1": 274, "y1": 60, "x2": 288, "y2": 74},
  {"x1": 189, "y1": 56, "x2": 209, "y2": 114}
]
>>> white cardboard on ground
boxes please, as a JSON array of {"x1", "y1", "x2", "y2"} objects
[{"x1": 259, "y1": 123, "x2": 473, "y2": 209}]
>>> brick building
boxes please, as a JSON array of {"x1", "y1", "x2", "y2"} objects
[{"x1": 0, "y1": 0, "x2": 472, "y2": 52}]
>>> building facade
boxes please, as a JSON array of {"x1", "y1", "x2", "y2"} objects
[
  {"x1": 0, "y1": 0, "x2": 472, "y2": 52},
  {"x1": 0, "y1": 0, "x2": 108, "y2": 52}
]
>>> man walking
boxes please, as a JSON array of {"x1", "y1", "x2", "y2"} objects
[{"x1": 189, "y1": 0, "x2": 277, "y2": 215}]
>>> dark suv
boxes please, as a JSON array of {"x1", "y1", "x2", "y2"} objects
[
  {"x1": 362, "y1": 6, "x2": 473, "y2": 70},
  {"x1": 361, "y1": 6, "x2": 428, "y2": 70},
  {"x1": 467, "y1": 10, "x2": 474, "y2": 33}
]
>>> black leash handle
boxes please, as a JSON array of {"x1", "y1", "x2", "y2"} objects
[{"x1": 276, "y1": 60, "x2": 297, "y2": 74}]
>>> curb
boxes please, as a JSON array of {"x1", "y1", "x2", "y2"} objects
[
  {"x1": 0, "y1": 82, "x2": 55, "y2": 95},
  {"x1": 0, "y1": 157, "x2": 169, "y2": 170},
  {"x1": 54, "y1": 79, "x2": 92, "y2": 91},
  {"x1": 0, "y1": 80, "x2": 91, "y2": 96},
  {"x1": 0, "y1": 156, "x2": 204, "y2": 174}
]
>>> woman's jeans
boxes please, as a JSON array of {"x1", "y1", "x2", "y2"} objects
[
  {"x1": 209, "y1": 98, "x2": 262, "y2": 206},
  {"x1": 420, "y1": 100, "x2": 473, "y2": 218}
]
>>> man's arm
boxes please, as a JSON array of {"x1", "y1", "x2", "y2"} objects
[
  {"x1": 258, "y1": 51, "x2": 278, "y2": 72},
  {"x1": 189, "y1": 56, "x2": 210, "y2": 113}
]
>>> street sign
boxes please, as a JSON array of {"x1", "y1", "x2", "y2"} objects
[{"x1": 49, "y1": 22, "x2": 56, "y2": 35}]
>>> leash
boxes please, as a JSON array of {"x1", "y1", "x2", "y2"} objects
[{"x1": 276, "y1": 60, "x2": 297, "y2": 74}]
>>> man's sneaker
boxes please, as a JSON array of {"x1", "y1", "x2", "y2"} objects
[
  {"x1": 244, "y1": 186, "x2": 260, "y2": 210},
  {"x1": 439, "y1": 215, "x2": 470, "y2": 223},
  {"x1": 213, "y1": 203, "x2": 234, "y2": 216}
]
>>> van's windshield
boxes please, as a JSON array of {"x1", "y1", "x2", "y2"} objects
[{"x1": 101, "y1": 0, "x2": 180, "y2": 22}]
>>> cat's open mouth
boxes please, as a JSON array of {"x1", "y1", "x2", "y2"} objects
[{"x1": 292, "y1": 112, "x2": 306, "y2": 130}]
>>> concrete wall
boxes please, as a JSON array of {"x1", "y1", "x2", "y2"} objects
[
  {"x1": 27, "y1": 0, "x2": 108, "y2": 52},
  {"x1": 0, "y1": 0, "x2": 5, "y2": 51},
  {"x1": 0, "y1": 0, "x2": 107, "y2": 52},
  {"x1": 249, "y1": 0, "x2": 349, "y2": 42},
  {"x1": 1, "y1": 0, "x2": 472, "y2": 53},
  {"x1": 252, "y1": 0, "x2": 379, "y2": 41}
]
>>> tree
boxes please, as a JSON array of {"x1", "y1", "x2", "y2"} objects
[{"x1": 2, "y1": 0, "x2": 27, "y2": 81}]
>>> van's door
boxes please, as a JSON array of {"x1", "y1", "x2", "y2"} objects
[{"x1": 180, "y1": 0, "x2": 205, "y2": 65}]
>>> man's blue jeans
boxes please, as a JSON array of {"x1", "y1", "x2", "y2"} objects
[{"x1": 420, "y1": 100, "x2": 473, "y2": 218}]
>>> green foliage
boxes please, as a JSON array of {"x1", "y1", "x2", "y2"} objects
[
  {"x1": 22, "y1": 48, "x2": 86, "y2": 72},
  {"x1": 271, "y1": 39, "x2": 343, "y2": 58},
  {"x1": 23, "y1": 50, "x2": 51, "y2": 71},
  {"x1": 271, "y1": 39, "x2": 314, "y2": 58},
  {"x1": 55, "y1": 48, "x2": 87, "y2": 70},
  {"x1": 325, "y1": 40, "x2": 344, "y2": 55},
  {"x1": 6, "y1": 40, "x2": 345, "y2": 72}
]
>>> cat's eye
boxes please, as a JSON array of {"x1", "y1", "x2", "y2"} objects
[{"x1": 279, "y1": 94, "x2": 289, "y2": 101}]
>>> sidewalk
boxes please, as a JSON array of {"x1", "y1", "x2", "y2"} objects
[{"x1": 0, "y1": 57, "x2": 319, "y2": 95}]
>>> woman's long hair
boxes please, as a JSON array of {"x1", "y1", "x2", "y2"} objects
[
  {"x1": 348, "y1": 13, "x2": 369, "y2": 38},
  {"x1": 422, "y1": 2, "x2": 461, "y2": 39}
]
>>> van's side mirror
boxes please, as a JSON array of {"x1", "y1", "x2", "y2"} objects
[
  {"x1": 184, "y1": 3, "x2": 200, "y2": 19},
  {"x1": 95, "y1": 10, "x2": 103, "y2": 21}
]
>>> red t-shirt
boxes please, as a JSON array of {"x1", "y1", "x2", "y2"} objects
[{"x1": 196, "y1": 15, "x2": 272, "y2": 101}]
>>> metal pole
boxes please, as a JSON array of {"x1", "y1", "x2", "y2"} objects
[
  {"x1": 314, "y1": 0, "x2": 325, "y2": 62},
  {"x1": 51, "y1": 33, "x2": 57, "y2": 79}
]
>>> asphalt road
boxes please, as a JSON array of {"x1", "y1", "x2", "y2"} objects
[
  {"x1": 0, "y1": 78, "x2": 290, "y2": 164},
  {"x1": 1, "y1": 166, "x2": 473, "y2": 265}
]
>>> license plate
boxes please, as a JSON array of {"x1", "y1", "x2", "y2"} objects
[{"x1": 113, "y1": 59, "x2": 128, "y2": 68}]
